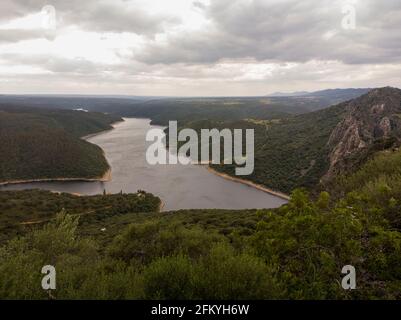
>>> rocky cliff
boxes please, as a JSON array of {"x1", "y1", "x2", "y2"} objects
[{"x1": 324, "y1": 87, "x2": 401, "y2": 180}]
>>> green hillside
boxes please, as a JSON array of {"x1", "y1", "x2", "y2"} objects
[
  {"x1": 179, "y1": 103, "x2": 345, "y2": 194},
  {"x1": 0, "y1": 107, "x2": 122, "y2": 183},
  {"x1": 0, "y1": 190, "x2": 161, "y2": 244},
  {"x1": 178, "y1": 88, "x2": 401, "y2": 194},
  {"x1": 1, "y1": 89, "x2": 400, "y2": 299},
  {"x1": 1, "y1": 148, "x2": 401, "y2": 299}
]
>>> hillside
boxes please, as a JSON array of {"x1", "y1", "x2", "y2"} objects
[
  {"x1": 1, "y1": 88, "x2": 401, "y2": 300},
  {"x1": 0, "y1": 190, "x2": 161, "y2": 243},
  {"x1": 195, "y1": 87, "x2": 401, "y2": 193},
  {"x1": 268, "y1": 88, "x2": 371, "y2": 104},
  {"x1": 178, "y1": 102, "x2": 345, "y2": 193},
  {"x1": 325, "y1": 87, "x2": 401, "y2": 179},
  {"x1": 0, "y1": 107, "x2": 122, "y2": 184}
]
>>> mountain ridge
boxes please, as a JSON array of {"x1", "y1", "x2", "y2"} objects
[
  {"x1": 201, "y1": 87, "x2": 401, "y2": 193},
  {"x1": 324, "y1": 86, "x2": 401, "y2": 180},
  {"x1": 267, "y1": 88, "x2": 371, "y2": 98}
]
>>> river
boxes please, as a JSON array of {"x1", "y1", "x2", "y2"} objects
[{"x1": 0, "y1": 118, "x2": 288, "y2": 211}]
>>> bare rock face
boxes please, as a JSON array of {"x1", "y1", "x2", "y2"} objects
[
  {"x1": 379, "y1": 117, "x2": 392, "y2": 136},
  {"x1": 324, "y1": 87, "x2": 401, "y2": 180}
]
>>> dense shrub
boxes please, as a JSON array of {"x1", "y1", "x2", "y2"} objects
[{"x1": 1, "y1": 149, "x2": 401, "y2": 299}]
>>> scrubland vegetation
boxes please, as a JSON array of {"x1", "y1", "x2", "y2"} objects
[{"x1": 1, "y1": 148, "x2": 401, "y2": 299}]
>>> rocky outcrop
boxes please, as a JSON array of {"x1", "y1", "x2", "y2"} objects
[{"x1": 324, "y1": 87, "x2": 401, "y2": 180}]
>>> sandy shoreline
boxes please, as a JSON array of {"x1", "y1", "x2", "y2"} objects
[
  {"x1": 0, "y1": 120, "x2": 123, "y2": 187},
  {"x1": 0, "y1": 168, "x2": 112, "y2": 187},
  {"x1": 206, "y1": 166, "x2": 290, "y2": 201}
]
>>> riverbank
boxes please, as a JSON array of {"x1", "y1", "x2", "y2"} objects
[
  {"x1": 0, "y1": 168, "x2": 112, "y2": 187},
  {"x1": 2, "y1": 118, "x2": 287, "y2": 210},
  {"x1": 206, "y1": 166, "x2": 290, "y2": 201},
  {"x1": 81, "y1": 119, "x2": 125, "y2": 140}
]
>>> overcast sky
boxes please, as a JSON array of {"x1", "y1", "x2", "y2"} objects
[{"x1": 0, "y1": 0, "x2": 400, "y2": 96}]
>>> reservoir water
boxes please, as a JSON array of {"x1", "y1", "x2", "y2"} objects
[{"x1": 0, "y1": 118, "x2": 287, "y2": 211}]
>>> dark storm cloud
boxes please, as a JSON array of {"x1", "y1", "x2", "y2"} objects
[{"x1": 136, "y1": 0, "x2": 401, "y2": 65}]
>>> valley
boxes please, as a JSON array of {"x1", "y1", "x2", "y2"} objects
[
  {"x1": 1, "y1": 118, "x2": 287, "y2": 210},
  {"x1": 1, "y1": 87, "x2": 401, "y2": 300},
  {"x1": 1, "y1": 0, "x2": 400, "y2": 305}
]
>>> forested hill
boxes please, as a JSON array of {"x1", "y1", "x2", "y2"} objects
[
  {"x1": 195, "y1": 87, "x2": 401, "y2": 194},
  {"x1": 182, "y1": 103, "x2": 346, "y2": 193},
  {"x1": 0, "y1": 106, "x2": 122, "y2": 183},
  {"x1": 0, "y1": 104, "x2": 122, "y2": 137}
]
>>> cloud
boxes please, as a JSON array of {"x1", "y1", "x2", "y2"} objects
[
  {"x1": 0, "y1": 0, "x2": 180, "y2": 38},
  {"x1": 71, "y1": 3, "x2": 179, "y2": 35},
  {"x1": 0, "y1": 0, "x2": 401, "y2": 95},
  {"x1": 136, "y1": 0, "x2": 401, "y2": 65},
  {"x1": 0, "y1": 29, "x2": 45, "y2": 43},
  {"x1": 193, "y1": 1, "x2": 207, "y2": 11},
  {"x1": 0, "y1": 53, "x2": 101, "y2": 74}
]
